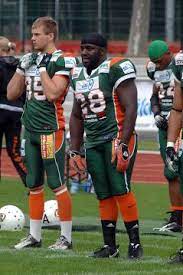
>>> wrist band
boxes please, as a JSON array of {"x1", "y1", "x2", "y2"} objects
[{"x1": 167, "y1": 141, "x2": 175, "y2": 147}]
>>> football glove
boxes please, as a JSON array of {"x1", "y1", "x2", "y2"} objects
[
  {"x1": 165, "y1": 146, "x2": 179, "y2": 173},
  {"x1": 16, "y1": 53, "x2": 37, "y2": 75},
  {"x1": 69, "y1": 150, "x2": 86, "y2": 175},
  {"x1": 154, "y1": 114, "x2": 168, "y2": 130},
  {"x1": 111, "y1": 139, "x2": 130, "y2": 172},
  {"x1": 37, "y1": 53, "x2": 52, "y2": 71}
]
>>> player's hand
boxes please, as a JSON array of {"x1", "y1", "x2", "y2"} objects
[
  {"x1": 165, "y1": 146, "x2": 179, "y2": 173},
  {"x1": 17, "y1": 53, "x2": 37, "y2": 74},
  {"x1": 154, "y1": 114, "x2": 168, "y2": 130},
  {"x1": 69, "y1": 150, "x2": 86, "y2": 175},
  {"x1": 111, "y1": 139, "x2": 130, "y2": 172},
  {"x1": 37, "y1": 53, "x2": 52, "y2": 70}
]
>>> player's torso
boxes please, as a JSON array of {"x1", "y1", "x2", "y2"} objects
[
  {"x1": 23, "y1": 51, "x2": 74, "y2": 133},
  {"x1": 147, "y1": 61, "x2": 174, "y2": 116},
  {"x1": 71, "y1": 59, "x2": 131, "y2": 148}
]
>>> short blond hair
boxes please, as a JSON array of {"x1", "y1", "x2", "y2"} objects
[
  {"x1": 32, "y1": 16, "x2": 58, "y2": 41},
  {"x1": 0, "y1": 36, "x2": 14, "y2": 53}
]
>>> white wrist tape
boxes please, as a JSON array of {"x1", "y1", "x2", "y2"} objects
[
  {"x1": 39, "y1": 67, "x2": 46, "y2": 73},
  {"x1": 16, "y1": 68, "x2": 25, "y2": 76},
  {"x1": 167, "y1": 141, "x2": 175, "y2": 147}
]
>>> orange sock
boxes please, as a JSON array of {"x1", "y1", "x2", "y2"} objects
[
  {"x1": 171, "y1": 206, "x2": 183, "y2": 211},
  {"x1": 29, "y1": 189, "x2": 44, "y2": 220},
  {"x1": 99, "y1": 197, "x2": 118, "y2": 221},
  {"x1": 115, "y1": 192, "x2": 138, "y2": 222},
  {"x1": 56, "y1": 188, "x2": 72, "y2": 221}
]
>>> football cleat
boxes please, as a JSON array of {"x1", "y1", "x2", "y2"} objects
[
  {"x1": 128, "y1": 243, "x2": 143, "y2": 259},
  {"x1": 48, "y1": 235, "x2": 72, "y2": 250},
  {"x1": 89, "y1": 245, "x2": 119, "y2": 258},
  {"x1": 153, "y1": 211, "x2": 182, "y2": 233},
  {"x1": 14, "y1": 234, "x2": 42, "y2": 249},
  {"x1": 169, "y1": 248, "x2": 183, "y2": 264}
]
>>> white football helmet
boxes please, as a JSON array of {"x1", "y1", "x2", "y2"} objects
[
  {"x1": 42, "y1": 200, "x2": 59, "y2": 226},
  {"x1": 0, "y1": 205, "x2": 25, "y2": 231}
]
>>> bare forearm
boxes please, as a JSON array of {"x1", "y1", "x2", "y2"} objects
[
  {"x1": 40, "y1": 72, "x2": 68, "y2": 102},
  {"x1": 121, "y1": 108, "x2": 137, "y2": 144},
  {"x1": 7, "y1": 73, "x2": 25, "y2": 100},
  {"x1": 168, "y1": 110, "x2": 182, "y2": 142},
  {"x1": 69, "y1": 114, "x2": 84, "y2": 151}
]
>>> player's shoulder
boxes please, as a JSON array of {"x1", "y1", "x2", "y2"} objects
[
  {"x1": 173, "y1": 50, "x2": 183, "y2": 66},
  {"x1": 109, "y1": 56, "x2": 136, "y2": 74},
  {"x1": 146, "y1": 60, "x2": 156, "y2": 73},
  {"x1": 51, "y1": 50, "x2": 78, "y2": 68}
]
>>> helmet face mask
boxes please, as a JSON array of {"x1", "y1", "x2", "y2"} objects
[
  {"x1": 0, "y1": 205, "x2": 25, "y2": 231},
  {"x1": 42, "y1": 200, "x2": 59, "y2": 226}
]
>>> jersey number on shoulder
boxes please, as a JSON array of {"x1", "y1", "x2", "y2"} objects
[
  {"x1": 26, "y1": 76, "x2": 46, "y2": 101},
  {"x1": 76, "y1": 89, "x2": 106, "y2": 115}
]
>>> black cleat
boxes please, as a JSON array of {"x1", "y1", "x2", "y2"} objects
[
  {"x1": 153, "y1": 211, "x2": 182, "y2": 232},
  {"x1": 89, "y1": 245, "x2": 119, "y2": 258},
  {"x1": 128, "y1": 243, "x2": 143, "y2": 259},
  {"x1": 169, "y1": 248, "x2": 183, "y2": 264},
  {"x1": 14, "y1": 234, "x2": 42, "y2": 249}
]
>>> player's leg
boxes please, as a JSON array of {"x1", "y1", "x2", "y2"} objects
[
  {"x1": 5, "y1": 111, "x2": 27, "y2": 186},
  {"x1": 106, "y1": 134, "x2": 143, "y2": 259},
  {"x1": 158, "y1": 129, "x2": 183, "y2": 232},
  {"x1": 14, "y1": 130, "x2": 44, "y2": 249},
  {"x1": 43, "y1": 130, "x2": 72, "y2": 250},
  {"x1": 86, "y1": 145, "x2": 119, "y2": 258}
]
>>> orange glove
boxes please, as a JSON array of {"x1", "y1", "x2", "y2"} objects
[
  {"x1": 69, "y1": 150, "x2": 86, "y2": 175},
  {"x1": 111, "y1": 139, "x2": 130, "y2": 172}
]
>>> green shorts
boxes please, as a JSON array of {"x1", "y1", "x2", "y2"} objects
[
  {"x1": 86, "y1": 134, "x2": 137, "y2": 200},
  {"x1": 23, "y1": 128, "x2": 65, "y2": 189}
]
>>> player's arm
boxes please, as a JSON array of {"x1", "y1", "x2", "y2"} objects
[
  {"x1": 150, "y1": 84, "x2": 160, "y2": 115},
  {"x1": 167, "y1": 80, "x2": 183, "y2": 143},
  {"x1": 116, "y1": 78, "x2": 137, "y2": 144},
  {"x1": 7, "y1": 72, "x2": 25, "y2": 100},
  {"x1": 40, "y1": 72, "x2": 69, "y2": 102},
  {"x1": 69, "y1": 97, "x2": 84, "y2": 151}
]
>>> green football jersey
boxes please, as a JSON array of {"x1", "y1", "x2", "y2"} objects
[
  {"x1": 146, "y1": 60, "x2": 174, "y2": 117},
  {"x1": 22, "y1": 50, "x2": 77, "y2": 133},
  {"x1": 70, "y1": 57, "x2": 136, "y2": 148},
  {"x1": 171, "y1": 51, "x2": 183, "y2": 87}
]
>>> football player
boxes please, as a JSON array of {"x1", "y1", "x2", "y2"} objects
[
  {"x1": 69, "y1": 33, "x2": 143, "y2": 259},
  {"x1": 165, "y1": 50, "x2": 183, "y2": 263},
  {"x1": 147, "y1": 40, "x2": 183, "y2": 232},
  {"x1": 7, "y1": 16, "x2": 77, "y2": 250}
]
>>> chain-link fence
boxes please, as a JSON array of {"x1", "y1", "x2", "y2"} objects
[{"x1": 0, "y1": 0, "x2": 182, "y2": 54}]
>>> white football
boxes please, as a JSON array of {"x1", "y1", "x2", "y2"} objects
[
  {"x1": 0, "y1": 205, "x2": 25, "y2": 231},
  {"x1": 42, "y1": 200, "x2": 59, "y2": 225}
]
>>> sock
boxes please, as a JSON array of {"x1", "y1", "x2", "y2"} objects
[
  {"x1": 30, "y1": 219, "x2": 42, "y2": 241},
  {"x1": 124, "y1": 220, "x2": 140, "y2": 244},
  {"x1": 99, "y1": 197, "x2": 118, "y2": 248},
  {"x1": 29, "y1": 188, "x2": 44, "y2": 241},
  {"x1": 115, "y1": 192, "x2": 138, "y2": 222},
  {"x1": 55, "y1": 187, "x2": 72, "y2": 242}
]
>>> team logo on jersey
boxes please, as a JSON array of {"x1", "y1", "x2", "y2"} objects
[
  {"x1": 64, "y1": 57, "x2": 76, "y2": 68},
  {"x1": 76, "y1": 77, "x2": 99, "y2": 93},
  {"x1": 26, "y1": 65, "x2": 40, "y2": 77},
  {"x1": 99, "y1": 61, "x2": 110, "y2": 73},
  {"x1": 120, "y1": 61, "x2": 134, "y2": 74},
  {"x1": 154, "y1": 69, "x2": 172, "y2": 82},
  {"x1": 175, "y1": 51, "x2": 183, "y2": 65}
]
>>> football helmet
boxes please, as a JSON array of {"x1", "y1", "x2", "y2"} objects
[
  {"x1": 42, "y1": 200, "x2": 59, "y2": 225},
  {"x1": 0, "y1": 205, "x2": 25, "y2": 231}
]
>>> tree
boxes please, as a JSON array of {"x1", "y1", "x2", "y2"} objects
[{"x1": 127, "y1": 0, "x2": 151, "y2": 56}]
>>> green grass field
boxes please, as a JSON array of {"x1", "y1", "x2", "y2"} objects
[{"x1": 1, "y1": 178, "x2": 183, "y2": 274}]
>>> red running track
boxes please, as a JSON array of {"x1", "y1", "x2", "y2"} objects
[{"x1": 1, "y1": 149, "x2": 167, "y2": 184}]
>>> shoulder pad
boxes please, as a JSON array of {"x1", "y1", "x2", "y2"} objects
[
  {"x1": 63, "y1": 56, "x2": 77, "y2": 68},
  {"x1": 71, "y1": 66, "x2": 82, "y2": 79},
  {"x1": 146, "y1": 61, "x2": 156, "y2": 73},
  {"x1": 98, "y1": 60, "x2": 110, "y2": 73},
  {"x1": 174, "y1": 51, "x2": 183, "y2": 65},
  {"x1": 118, "y1": 59, "x2": 135, "y2": 74},
  {"x1": 50, "y1": 50, "x2": 63, "y2": 62}
]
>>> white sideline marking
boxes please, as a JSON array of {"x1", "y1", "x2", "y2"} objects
[{"x1": 138, "y1": 150, "x2": 160, "y2": 155}]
